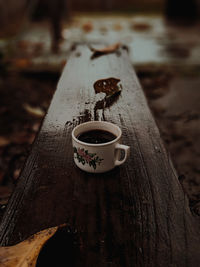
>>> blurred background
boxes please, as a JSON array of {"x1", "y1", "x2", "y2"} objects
[{"x1": 0, "y1": 0, "x2": 200, "y2": 218}]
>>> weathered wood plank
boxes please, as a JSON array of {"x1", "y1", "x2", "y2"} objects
[{"x1": 0, "y1": 45, "x2": 199, "y2": 266}]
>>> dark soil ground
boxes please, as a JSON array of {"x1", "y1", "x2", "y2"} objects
[
  {"x1": 0, "y1": 71, "x2": 59, "y2": 218},
  {"x1": 138, "y1": 67, "x2": 200, "y2": 216}
]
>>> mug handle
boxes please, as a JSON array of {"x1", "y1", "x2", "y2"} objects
[{"x1": 115, "y1": 143, "x2": 130, "y2": 166}]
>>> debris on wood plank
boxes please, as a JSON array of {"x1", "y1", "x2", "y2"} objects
[
  {"x1": 0, "y1": 226, "x2": 58, "y2": 267},
  {"x1": 90, "y1": 43, "x2": 121, "y2": 59},
  {"x1": 93, "y1": 77, "x2": 121, "y2": 96}
]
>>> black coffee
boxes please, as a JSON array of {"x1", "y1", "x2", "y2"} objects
[{"x1": 77, "y1": 129, "x2": 117, "y2": 144}]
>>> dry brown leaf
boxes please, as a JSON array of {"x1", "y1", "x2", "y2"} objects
[
  {"x1": 0, "y1": 226, "x2": 58, "y2": 267},
  {"x1": 94, "y1": 77, "x2": 121, "y2": 96},
  {"x1": 23, "y1": 104, "x2": 45, "y2": 118},
  {"x1": 90, "y1": 43, "x2": 121, "y2": 56}
]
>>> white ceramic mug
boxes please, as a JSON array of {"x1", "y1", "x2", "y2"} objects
[{"x1": 72, "y1": 121, "x2": 130, "y2": 173}]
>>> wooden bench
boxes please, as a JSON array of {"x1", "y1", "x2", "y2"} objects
[{"x1": 0, "y1": 44, "x2": 199, "y2": 266}]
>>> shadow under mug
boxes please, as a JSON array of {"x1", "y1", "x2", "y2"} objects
[{"x1": 72, "y1": 121, "x2": 130, "y2": 173}]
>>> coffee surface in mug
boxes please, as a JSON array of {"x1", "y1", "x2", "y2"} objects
[{"x1": 77, "y1": 129, "x2": 117, "y2": 144}]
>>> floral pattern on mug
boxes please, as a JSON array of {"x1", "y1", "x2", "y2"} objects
[{"x1": 74, "y1": 147, "x2": 103, "y2": 170}]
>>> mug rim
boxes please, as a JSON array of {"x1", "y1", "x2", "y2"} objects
[{"x1": 72, "y1": 121, "x2": 122, "y2": 147}]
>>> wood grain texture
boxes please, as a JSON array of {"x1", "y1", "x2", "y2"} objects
[{"x1": 0, "y1": 45, "x2": 199, "y2": 266}]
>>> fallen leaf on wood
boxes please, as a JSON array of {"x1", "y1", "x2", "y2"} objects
[
  {"x1": 90, "y1": 43, "x2": 121, "y2": 58},
  {"x1": 94, "y1": 77, "x2": 121, "y2": 96},
  {"x1": 0, "y1": 226, "x2": 58, "y2": 267},
  {"x1": 23, "y1": 104, "x2": 45, "y2": 118},
  {"x1": 0, "y1": 136, "x2": 10, "y2": 147}
]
